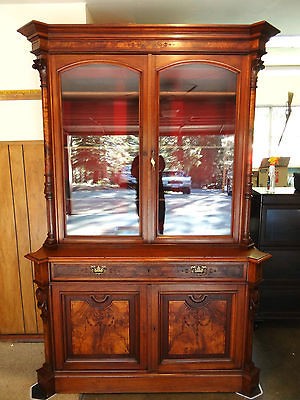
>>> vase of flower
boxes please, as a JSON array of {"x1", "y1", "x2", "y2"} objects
[
  {"x1": 267, "y1": 157, "x2": 279, "y2": 193},
  {"x1": 268, "y1": 164, "x2": 276, "y2": 193}
]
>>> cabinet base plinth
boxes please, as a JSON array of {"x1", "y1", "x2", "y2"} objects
[{"x1": 37, "y1": 371, "x2": 259, "y2": 396}]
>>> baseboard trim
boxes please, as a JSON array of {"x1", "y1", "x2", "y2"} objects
[{"x1": 0, "y1": 334, "x2": 43, "y2": 342}]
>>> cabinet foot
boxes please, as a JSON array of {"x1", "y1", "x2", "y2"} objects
[
  {"x1": 30, "y1": 383, "x2": 55, "y2": 400},
  {"x1": 236, "y1": 383, "x2": 263, "y2": 399}
]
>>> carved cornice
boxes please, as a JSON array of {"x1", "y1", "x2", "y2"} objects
[{"x1": 18, "y1": 20, "x2": 280, "y2": 56}]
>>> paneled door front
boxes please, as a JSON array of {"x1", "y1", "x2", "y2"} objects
[
  {"x1": 152, "y1": 283, "x2": 246, "y2": 371},
  {"x1": 51, "y1": 282, "x2": 148, "y2": 370}
]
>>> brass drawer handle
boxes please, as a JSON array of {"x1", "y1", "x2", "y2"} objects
[
  {"x1": 190, "y1": 265, "x2": 208, "y2": 275},
  {"x1": 90, "y1": 265, "x2": 107, "y2": 275}
]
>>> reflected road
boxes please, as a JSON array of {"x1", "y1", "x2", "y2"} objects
[{"x1": 66, "y1": 188, "x2": 232, "y2": 236}]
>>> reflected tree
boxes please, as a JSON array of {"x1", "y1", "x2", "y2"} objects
[
  {"x1": 69, "y1": 134, "x2": 139, "y2": 185},
  {"x1": 159, "y1": 134, "x2": 234, "y2": 189}
]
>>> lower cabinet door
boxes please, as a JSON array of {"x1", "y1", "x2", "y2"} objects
[
  {"x1": 51, "y1": 281, "x2": 246, "y2": 373},
  {"x1": 51, "y1": 282, "x2": 148, "y2": 370},
  {"x1": 154, "y1": 283, "x2": 246, "y2": 371}
]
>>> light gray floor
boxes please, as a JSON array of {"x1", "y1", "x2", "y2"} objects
[
  {"x1": 0, "y1": 342, "x2": 77, "y2": 400},
  {"x1": 0, "y1": 321, "x2": 299, "y2": 400}
]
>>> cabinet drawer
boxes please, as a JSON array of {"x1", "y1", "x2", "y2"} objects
[{"x1": 51, "y1": 262, "x2": 245, "y2": 281}]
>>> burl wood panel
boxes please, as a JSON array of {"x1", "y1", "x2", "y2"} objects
[
  {"x1": 69, "y1": 297, "x2": 130, "y2": 356},
  {"x1": 163, "y1": 293, "x2": 231, "y2": 358},
  {"x1": 0, "y1": 141, "x2": 46, "y2": 335}
]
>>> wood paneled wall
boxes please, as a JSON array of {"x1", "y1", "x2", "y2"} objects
[{"x1": 0, "y1": 141, "x2": 46, "y2": 336}]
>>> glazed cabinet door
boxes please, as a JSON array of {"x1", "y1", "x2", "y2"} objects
[
  {"x1": 154, "y1": 55, "x2": 240, "y2": 240},
  {"x1": 53, "y1": 55, "x2": 148, "y2": 241},
  {"x1": 52, "y1": 53, "x2": 247, "y2": 245},
  {"x1": 51, "y1": 282, "x2": 148, "y2": 370},
  {"x1": 153, "y1": 283, "x2": 247, "y2": 371}
]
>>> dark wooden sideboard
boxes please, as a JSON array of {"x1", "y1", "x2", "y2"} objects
[{"x1": 251, "y1": 187, "x2": 300, "y2": 319}]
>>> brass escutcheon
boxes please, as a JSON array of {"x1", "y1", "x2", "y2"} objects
[
  {"x1": 90, "y1": 265, "x2": 107, "y2": 275},
  {"x1": 190, "y1": 265, "x2": 208, "y2": 275}
]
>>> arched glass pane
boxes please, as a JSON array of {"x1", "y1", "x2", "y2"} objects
[
  {"x1": 61, "y1": 63, "x2": 140, "y2": 236},
  {"x1": 158, "y1": 63, "x2": 236, "y2": 236}
]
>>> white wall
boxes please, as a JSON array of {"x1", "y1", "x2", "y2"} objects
[
  {"x1": 0, "y1": 3, "x2": 86, "y2": 141},
  {"x1": 256, "y1": 68, "x2": 300, "y2": 106},
  {"x1": 256, "y1": 43, "x2": 300, "y2": 106}
]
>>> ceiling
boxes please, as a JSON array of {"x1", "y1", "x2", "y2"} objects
[{"x1": 2, "y1": 0, "x2": 300, "y2": 36}]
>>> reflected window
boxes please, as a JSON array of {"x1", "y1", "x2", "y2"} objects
[
  {"x1": 158, "y1": 63, "x2": 236, "y2": 236},
  {"x1": 61, "y1": 63, "x2": 140, "y2": 236}
]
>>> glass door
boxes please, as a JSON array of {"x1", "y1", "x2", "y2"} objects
[
  {"x1": 60, "y1": 63, "x2": 141, "y2": 237},
  {"x1": 157, "y1": 62, "x2": 237, "y2": 237}
]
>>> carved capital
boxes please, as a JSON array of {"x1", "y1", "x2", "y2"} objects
[
  {"x1": 251, "y1": 56, "x2": 265, "y2": 89},
  {"x1": 32, "y1": 58, "x2": 47, "y2": 87}
]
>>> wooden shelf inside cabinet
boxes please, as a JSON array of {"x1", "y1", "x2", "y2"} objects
[
  {"x1": 62, "y1": 91, "x2": 139, "y2": 99},
  {"x1": 62, "y1": 91, "x2": 236, "y2": 99},
  {"x1": 160, "y1": 91, "x2": 236, "y2": 97}
]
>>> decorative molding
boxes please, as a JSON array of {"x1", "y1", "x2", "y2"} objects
[
  {"x1": 33, "y1": 58, "x2": 47, "y2": 87},
  {"x1": 0, "y1": 89, "x2": 41, "y2": 101},
  {"x1": 36, "y1": 287, "x2": 48, "y2": 322},
  {"x1": 251, "y1": 57, "x2": 265, "y2": 89}
]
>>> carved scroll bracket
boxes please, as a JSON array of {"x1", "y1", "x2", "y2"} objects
[
  {"x1": 251, "y1": 56, "x2": 265, "y2": 90},
  {"x1": 32, "y1": 58, "x2": 47, "y2": 88},
  {"x1": 36, "y1": 287, "x2": 49, "y2": 322}
]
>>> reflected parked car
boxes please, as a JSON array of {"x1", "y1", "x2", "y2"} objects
[{"x1": 162, "y1": 170, "x2": 192, "y2": 194}]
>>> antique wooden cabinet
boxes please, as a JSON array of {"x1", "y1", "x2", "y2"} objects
[{"x1": 18, "y1": 21, "x2": 279, "y2": 398}]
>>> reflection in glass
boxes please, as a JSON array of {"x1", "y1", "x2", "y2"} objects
[
  {"x1": 159, "y1": 63, "x2": 236, "y2": 236},
  {"x1": 61, "y1": 64, "x2": 140, "y2": 236}
]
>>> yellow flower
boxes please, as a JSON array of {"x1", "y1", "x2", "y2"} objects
[{"x1": 268, "y1": 156, "x2": 279, "y2": 165}]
